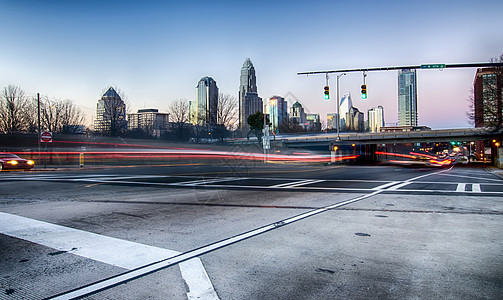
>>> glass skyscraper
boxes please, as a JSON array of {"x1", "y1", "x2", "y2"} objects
[
  {"x1": 398, "y1": 69, "x2": 417, "y2": 126},
  {"x1": 266, "y1": 95, "x2": 288, "y2": 133},
  {"x1": 239, "y1": 58, "x2": 262, "y2": 129},
  {"x1": 95, "y1": 87, "x2": 127, "y2": 135},
  {"x1": 192, "y1": 76, "x2": 218, "y2": 126},
  {"x1": 368, "y1": 106, "x2": 385, "y2": 133}
]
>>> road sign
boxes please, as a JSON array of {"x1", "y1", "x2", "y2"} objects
[
  {"x1": 420, "y1": 64, "x2": 446, "y2": 69},
  {"x1": 40, "y1": 131, "x2": 53, "y2": 143}
]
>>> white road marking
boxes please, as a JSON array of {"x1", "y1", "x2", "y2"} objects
[
  {"x1": 174, "y1": 177, "x2": 242, "y2": 186},
  {"x1": 271, "y1": 179, "x2": 325, "y2": 188},
  {"x1": 373, "y1": 181, "x2": 399, "y2": 190},
  {"x1": 456, "y1": 183, "x2": 466, "y2": 192},
  {"x1": 0, "y1": 212, "x2": 218, "y2": 300},
  {"x1": 472, "y1": 184, "x2": 481, "y2": 192},
  {"x1": 439, "y1": 173, "x2": 503, "y2": 182},
  {"x1": 287, "y1": 179, "x2": 325, "y2": 188},
  {"x1": 387, "y1": 182, "x2": 411, "y2": 191},
  {"x1": 41, "y1": 167, "x2": 455, "y2": 299},
  {"x1": 46, "y1": 190, "x2": 385, "y2": 300}
]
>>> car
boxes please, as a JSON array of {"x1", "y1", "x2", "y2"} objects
[{"x1": 0, "y1": 153, "x2": 35, "y2": 171}]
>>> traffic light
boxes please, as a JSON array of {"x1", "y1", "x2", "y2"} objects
[
  {"x1": 324, "y1": 86, "x2": 329, "y2": 100},
  {"x1": 361, "y1": 84, "x2": 367, "y2": 99}
]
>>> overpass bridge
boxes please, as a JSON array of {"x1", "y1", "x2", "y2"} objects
[{"x1": 280, "y1": 128, "x2": 502, "y2": 148}]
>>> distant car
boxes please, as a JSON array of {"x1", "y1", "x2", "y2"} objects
[{"x1": 0, "y1": 153, "x2": 35, "y2": 171}]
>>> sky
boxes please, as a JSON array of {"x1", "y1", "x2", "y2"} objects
[{"x1": 1, "y1": 0, "x2": 502, "y2": 129}]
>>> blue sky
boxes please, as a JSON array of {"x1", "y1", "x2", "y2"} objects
[{"x1": 1, "y1": 0, "x2": 502, "y2": 129}]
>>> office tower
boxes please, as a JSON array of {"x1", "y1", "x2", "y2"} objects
[
  {"x1": 306, "y1": 113, "x2": 321, "y2": 131},
  {"x1": 474, "y1": 67, "x2": 503, "y2": 128},
  {"x1": 368, "y1": 106, "x2": 385, "y2": 132},
  {"x1": 127, "y1": 109, "x2": 170, "y2": 137},
  {"x1": 339, "y1": 93, "x2": 353, "y2": 129},
  {"x1": 290, "y1": 101, "x2": 307, "y2": 126},
  {"x1": 192, "y1": 76, "x2": 218, "y2": 126},
  {"x1": 239, "y1": 58, "x2": 262, "y2": 129},
  {"x1": 95, "y1": 87, "x2": 127, "y2": 135},
  {"x1": 473, "y1": 67, "x2": 503, "y2": 159},
  {"x1": 398, "y1": 69, "x2": 418, "y2": 126},
  {"x1": 266, "y1": 96, "x2": 288, "y2": 133},
  {"x1": 345, "y1": 107, "x2": 364, "y2": 132},
  {"x1": 327, "y1": 113, "x2": 337, "y2": 130}
]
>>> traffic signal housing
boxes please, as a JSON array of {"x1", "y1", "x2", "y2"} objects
[
  {"x1": 361, "y1": 84, "x2": 367, "y2": 99},
  {"x1": 324, "y1": 85, "x2": 329, "y2": 100}
]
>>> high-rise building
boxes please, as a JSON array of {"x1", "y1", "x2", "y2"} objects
[
  {"x1": 339, "y1": 93, "x2": 353, "y2": 129},
  {"x1": 326, "y1": 113, "x2": 337, "y2": 130},
  {"x1": 266, "y1": 96, "x2": 288, "y2": 133},
  {"x1": 306, "y1": 113, "x2": 321, "y2": 131},
  {"x1": 368, "y1": 106, "x2": 385, "y2": 132},
  {"x1": 473, "y1": 67, "x2": 503, "y2": 160},
  {"x1": 127, "y1": 109, "x2": 170, "y2": 137},
  {"x1": 239, "y1": 58, "x2": 262, "y2": 129},
  {"x1": 191, "y1": 76, "x2": 218, "y2": 126},
  {"x1": 290, "y1": 101, "x2": 307, "y2": 126},
  {"x1": 398, "y1": 69, "x2": 417, "y2": 126},
  {"x1": 95, "y1": 87, "x2": 127, "y2": 135},
  {"x1": 346, "y1": 107, "x2": 364, "y2": 132},
  {"x1": 474, "y1": 67, "x2": 503, "y2": 128}
]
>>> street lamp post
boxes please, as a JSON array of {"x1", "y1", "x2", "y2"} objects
[
  {"x1": 262, "y1": 99, "x2": 276, "y2": 163},
  {"x1": 336, "y1": 73, "x2": 346, "y2": 140}
]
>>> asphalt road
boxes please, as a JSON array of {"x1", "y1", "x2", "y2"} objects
[{"x1": 0, "y1": 163, "x2": 502, "y2": 299}]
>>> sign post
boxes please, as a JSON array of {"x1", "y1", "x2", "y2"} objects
[{"x1": 40, "y1": 131, "x2": 52, "y2": 168}]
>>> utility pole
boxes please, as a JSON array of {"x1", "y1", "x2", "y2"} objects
[{"x1": 336, "y1": 73, "x2": 346, "y2": 140}]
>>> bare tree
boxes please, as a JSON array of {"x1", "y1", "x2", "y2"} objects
[
  {"x1": 40, "y1": 97, "x2": 85, "y2": 133},
  {"x1": 217, "y1": 93, "x2": 238, "y2": 131},
  {"x1": 0, "y1": 85, "x2": 28, "y2": 133},
  {"x1": 168, "y1": 99, "x2": 190, "y2": 139},
  {"x1": 41, "y1": 96, "x2": 62, "y2": 132},
  {"x1": 60, "y1": 99, "x2": 85, "y2": 131},
  {"x1": 24, "y1": 97, "x2": 39, "y2": 133}
]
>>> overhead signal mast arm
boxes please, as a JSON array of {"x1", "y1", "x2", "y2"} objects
[{"x1": 297, "y1": 62, "x2": 503, "y2": 75}]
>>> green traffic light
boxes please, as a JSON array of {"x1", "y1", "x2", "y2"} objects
[
  {"x1": 324, "y1": 94, "x2": 329, "y2": 100},
  {"x1": 360, "y1": 84, "x2": 367, "y2": 99}
]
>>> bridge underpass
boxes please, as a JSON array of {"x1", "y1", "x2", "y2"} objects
[{"x1": 277, "y1": 127, "x2": 503, "y2": 165}]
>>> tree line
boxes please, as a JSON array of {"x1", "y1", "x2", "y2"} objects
[{"x1": 0, "y1": 85, "x2": 85, "y2": 134}]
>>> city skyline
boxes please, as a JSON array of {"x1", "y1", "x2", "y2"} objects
[{"x1": 1, "y1": 1, "x2": 502, "y2": 129}]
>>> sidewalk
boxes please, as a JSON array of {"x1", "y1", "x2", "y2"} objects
[{"x1": 486, "y1": 166, "x2": 503, "y2": 179}]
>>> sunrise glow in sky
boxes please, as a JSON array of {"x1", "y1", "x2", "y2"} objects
[{"x1": 1, "y1": 0, "x2": 502, "y2": 129}]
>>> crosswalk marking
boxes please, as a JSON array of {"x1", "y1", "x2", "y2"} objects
[
  {"x1": 456, "y1": 183, "x2": 466, "y2": 192},
  {"x1": 1, "y1": 174, "x2": 502, "y2": 194}
]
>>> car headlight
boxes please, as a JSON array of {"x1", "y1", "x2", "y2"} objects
[
  {"x1": 8, "y1": 160, "x2": 18, "y2": 165},
  {"x1": 27, "y1": 160, "x2": 35, "y2": 165}
]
